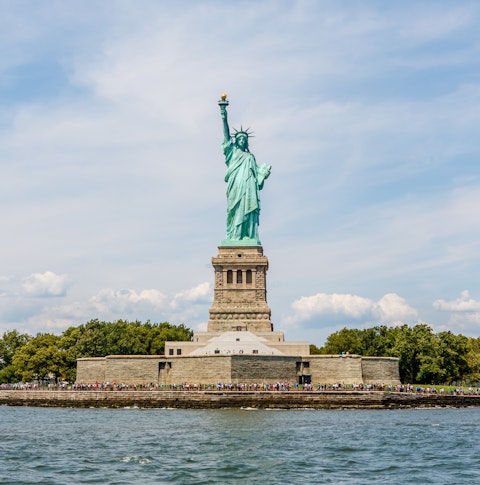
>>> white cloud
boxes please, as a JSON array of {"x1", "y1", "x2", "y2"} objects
[
  {"x1": 431, "y1": 291, "x2": 480, "y2": 335},
  {"x1": 437, "y1": 311, "x2": 480, "y2": 336},
  {"x1": 451, "y1": 312, "x2": 480, "y2": 325},
  {"x1": 288, "y1": 292, "x2": 417, "y2": 326},
  {"x1": 21, "y1": 271, "x2": 68, "y2": 297},
  {"x1": 374, "y1": 293, "x2": 418, "y2": 322},
  {"x1": 90, "y1": 288, "x2": 168, "y2": 314},
  {"x1": 0, "y1": 275, "x2": 214, "y2": 334},
  {"x1": 291, "y1": 293, "x2": 374, "y2": 320},
  {"x1": 26, "y1": 283, "x2": 210, "y2": 332},
  {"x1": 433, "y1": 290, "x2": 480, "y2": 312},
  {"x1": 172, "y1": 282, "x2": 212, "y2": 308}
]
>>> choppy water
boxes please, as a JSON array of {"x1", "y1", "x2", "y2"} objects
[{"x1": 1, "y1": 406, "x2": 479, "y2": 484}]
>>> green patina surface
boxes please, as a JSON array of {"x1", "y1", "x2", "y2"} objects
[{"x1": 219, "y1": 95, "x2": 271, "y2": 247}]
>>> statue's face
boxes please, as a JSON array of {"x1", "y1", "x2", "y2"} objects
[{"x1": 236, "y1": 134, "x2": 248, "y2": 151}]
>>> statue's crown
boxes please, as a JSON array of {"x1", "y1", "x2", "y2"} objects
[{"x1": 233, "y1": 126, "x2": 254, "y2": 139}]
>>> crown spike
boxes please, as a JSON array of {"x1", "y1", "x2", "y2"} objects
[{"x1": 232, "y1": 125, "x2": 254, "y2": 138}]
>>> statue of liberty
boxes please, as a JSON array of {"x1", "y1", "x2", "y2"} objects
[{"x1": 218, "y1": 94, "x2": 271, "y2": 246}]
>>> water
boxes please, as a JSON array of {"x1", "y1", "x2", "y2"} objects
[{"x1": 1, "y1": 406, "x2": 479, "y2": 484}]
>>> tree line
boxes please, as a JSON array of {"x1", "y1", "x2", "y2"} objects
[
  {"x1": 0, "y1": 319, "x2": 193, "y2": 383},
  {"x1": 310, "y1": 324, "x2": 480, "y2": 385},
  {"x1": 1, "y1": 321, "x2": 479, "y2": 385}
]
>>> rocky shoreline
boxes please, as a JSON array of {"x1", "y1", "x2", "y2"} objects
[{"x1": 1, "y1": 389, "x2": 480, "y2": 409}]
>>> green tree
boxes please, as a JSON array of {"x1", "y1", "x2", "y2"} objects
[
  {"x1": 320, "y1": 327, "x2": 365, "y2": 355},
  {"x1": 435, "y1": 331, "x2": 468, "y2": 383},
  {"x1": 0, "y1": 365, "x2": 21, "y2": 384},
  {"x1": 0, "y1": 330, "x2": 31, "y2": 369},
  {"x1": 147, "y1": 322, "x2": 193, "y2": 354},
  {"x1": 12, "y1": 333, "x2": 69, "y2": 382},
  {"x1": 464, "y1": 337, "x2": 480, "y2": 384},
  {"x1": 0, "y1": 331, "x2": 31, "y2": 383},
  {"x1": 390, "y1": 324, "x2": 437, "y2": 383},
  {"x1": 61, "y1": 319, "x2": 193, "y2": 359},
  {"x1": 309, "y1": 343, "x2": 323, "y2": 355},
  {"x1": 404, "y1": 330, "x2": 469, "y2": 384},
  {"x1": 61, "y1": 319, "x2": 108, "y2": 358},
  {"x1": 314, "y1": 324, "x2": 478, "y2": 384},
  {"x1": 360, "y1": 325, "x2": 398, "y2": 357}
]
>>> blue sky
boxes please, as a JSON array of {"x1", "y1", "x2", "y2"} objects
[{"x1": 1, "y1": 0, "x2": 479, "y2": 345}]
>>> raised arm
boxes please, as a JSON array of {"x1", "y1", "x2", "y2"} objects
[
  {"x1": 221, "y1": 106, "x2": 230, "y2": 142},
  {"x1": 218, "y1": 94, "x2": 230, "y2": 142}
]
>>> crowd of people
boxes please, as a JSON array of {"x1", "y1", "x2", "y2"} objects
[{"x1": 1, "y1": 381, "x2": 479, "y2": 395}]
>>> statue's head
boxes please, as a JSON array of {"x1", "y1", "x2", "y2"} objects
[
  {"x1": 235, "y1": 132, "x2": 248, "y2": 151},
  {"x1": 233, "y1": 126, "x2": 253, "y2": 152}
]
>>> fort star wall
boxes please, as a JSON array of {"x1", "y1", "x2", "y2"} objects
[{"x1": 76, "y1": 354, "x2": 400, "y2": 385}]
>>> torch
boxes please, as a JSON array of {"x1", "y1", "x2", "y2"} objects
[{"x1": 218, "y1": 93, "x2": 229, "y2": 112}]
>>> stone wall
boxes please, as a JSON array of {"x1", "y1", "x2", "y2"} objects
[
  {"x1": 362, "y1": 356, "x2": 401, "y2": 384},
  {"x1": 77, "y1": 357, "x2": 106, "y2": 383},
  {"x1": 76, "y1": 354, "x2": 400, "y2": 386},
  {"x1": 231, "y1": 355, "x2": 298, "y2": 382},
  {"x1": 308, "y1": 355, "x2": 364, "y2": 384},
  {"x1": 160, "y1": 356, "x2": 232, "y2": 384},
  {"x1": 104, "y1": 355, "x2": 161, "y2": 384}
]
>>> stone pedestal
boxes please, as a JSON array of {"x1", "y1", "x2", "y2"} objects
[{"x1": 207, "y1": 246, "x2": 273, "y2": 333}]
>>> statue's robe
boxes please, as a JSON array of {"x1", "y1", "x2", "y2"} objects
[{"x1": 223, "y1": 139, "x2": 265, "y2": 242}]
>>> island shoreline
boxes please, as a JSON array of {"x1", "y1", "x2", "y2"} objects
[{"x1": 1, "y1": 390, "x2": 479, "y2": 409}]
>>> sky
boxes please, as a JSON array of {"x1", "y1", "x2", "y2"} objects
[{"x1": 1, "y1": 0, "x2": 480, "y2": 345}]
